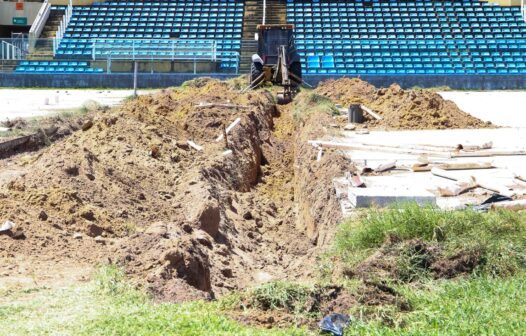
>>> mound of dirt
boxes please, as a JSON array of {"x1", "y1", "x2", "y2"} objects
[
  {"x1": 315, "y1": 78, "x2": 492, "y2": 130},
  {"x1": 0, "y1": 79, "x2": 345, "y2": 302}
]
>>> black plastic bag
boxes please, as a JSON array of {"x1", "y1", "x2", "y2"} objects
[{"x1": 319, "y1": 313, "x2": 351, "y2": 336}]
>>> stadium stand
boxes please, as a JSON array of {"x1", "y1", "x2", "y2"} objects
[
  {"x1": 53, "y1": 0, "x2": 243, "y2": 70},
  {"x1": 287, "y1": 0, "x2": 526, "y2": 75}
]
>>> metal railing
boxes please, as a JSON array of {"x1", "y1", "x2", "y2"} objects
[
  {"x1": 0, "y1": 41, "x2": 24, "y2": 60},
  {"x1": 91, "y1": 39, "x2": 218, "y2": 61},
  {"x1": 53, "y1": 0, "x2": 73, "y2": 56},
  {"x1": 522, "y1": 0, "x2": 526, "y2": 22},
  {"x1": 29, "y1": 0, "x2": 50, "y2": 52}
]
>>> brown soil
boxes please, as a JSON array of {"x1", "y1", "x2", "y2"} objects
[
  {"x1": 0, "y1": 78, "x2": 345, "y2": 302},
  {"x1": 315, "y1": 78, "x2": 493, "y2": 130}
]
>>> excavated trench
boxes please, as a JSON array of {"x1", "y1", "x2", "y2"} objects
[{"x1": 0, "y1": 79, "x2": 346, "y2": 302}]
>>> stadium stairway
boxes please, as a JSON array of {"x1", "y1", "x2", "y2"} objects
[
  {"x1": 240, "y1": 0, "x2": 287, "y2": 72},
  {"x1": 28, "y1": 9, "x2": 64, "y2": 61}
]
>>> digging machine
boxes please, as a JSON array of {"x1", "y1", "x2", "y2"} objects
[{"x1": 249, "y1": 24, "x2": 302, "y2": 103}]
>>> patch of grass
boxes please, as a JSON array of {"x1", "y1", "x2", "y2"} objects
[
  {"x1": 347, "y1": 273, "x2": 526, "y2": 335},
  {"x1": 335, "y1": 203, "x2": 526, "y2": 277},
  {"x1": 0, "y1": 266, "x2": 311, "y2": 336},
  {"x1": 291, "y1": 90, "x2": 339, "y2": 122},
  {"x1": 248, "y1": 281, "x2": 314, "y2": 315}
]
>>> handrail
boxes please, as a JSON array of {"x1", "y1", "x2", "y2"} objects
[
  {"x1": 91, "y1": 39, "x2": 218, "y2": 61},
  {"x1": 0, "y1": 41, "x2": 23, "y2": 60},
  {"x1": 522, "y1": 0, "x2": 526, "y2": 23},
  {"x1": 29, "y1": 0, "x2": 50, "y2": 39},
  {"x1": 53, "y1": 0, "x2": 73, "y2": 56}
]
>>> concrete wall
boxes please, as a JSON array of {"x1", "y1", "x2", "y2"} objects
[
  {"x1": 0, "y1": 2, "x2": 42, "y2": 27},
  {"x1": 2, "y1": 73, "x2": 526, "y2": 89},
  {"x1": 303, "y1": 74, "x2": 526, "y2": 90}
]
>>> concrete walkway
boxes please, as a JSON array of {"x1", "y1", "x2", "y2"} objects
[
  {"x1": 439, "y1": 91, "x2": 526, "y2": 127},
  {"x1": 0, "y1": 89, "x2": 157, "y2": 120}
]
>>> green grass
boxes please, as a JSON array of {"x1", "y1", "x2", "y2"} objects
[
  {"x1": 0, "y1": 265, "x2": 311, "y2": 336},
  {"x1": 335, "y1": 204, "x2": 526, "y2": 276},
  {"x1": 291, "y1": 90, "x2": 340, "y2": 122},
  {"x1": 247, "y1": 281, "x2": 314, "y2": 314},
  {"x1": 347, "y1": 273, "x2": 526, "y2": 335},
  {"x1": 328, "y1": 205, "x2": 526, "y2": 334}
]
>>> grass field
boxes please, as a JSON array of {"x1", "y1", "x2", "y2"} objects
[{"x1": 1, "y1": 205, "x2": 525, "y2": 335}]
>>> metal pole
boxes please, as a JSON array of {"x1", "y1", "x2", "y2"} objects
[
  {"x1": 263, "y1": 0, "x2": 266, "y2": 25},
  {"x1": 133, "y1": 61, "x2": 138, "y2": 96}
]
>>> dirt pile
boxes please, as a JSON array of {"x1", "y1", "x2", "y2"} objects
[
  {"x1": 0, "y1": 78, "x2": 343, "y2": 302},
  {"x1": 315, "y1": 78, "x2": 492, "y2": 130}
]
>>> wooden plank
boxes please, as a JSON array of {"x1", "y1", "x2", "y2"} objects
[
  {"x1": 436, "y1": 177, "x2": 478, "y2": 197},
  {"x1": 439, "y1": 162, "x2": 494, "y2": 170},
  {"x1": 430, "y1": 167, "x2": 459, "y2": 181},
  {"x1": 215, "y1": 117, "x2": 241, "y2": 142},
  {"x1": 412, "y1": 161, "x2": 494, "y2": 172},
  {"x1": 187, "y1": 140, "x2": 203, "y2": 151},
  {"x1": 308, "y1": 140, "x2": 450, "y2": 157},
  {"x1": 196, "y1": 103, "x2": 250, "y2": 109},
  {"x1": 431, "y1": 167, "x2": 515, "y2": 197},
  {"x1": 490, "y1": 200, "x2": 526, "y2": 211},
  {"x1": 451, "y1": 150, "x2": 526, "y2": 158},
  {"x1": 360, "y1": 104, "x2": 383, "y2": 120},
  {"x1": 373, "y1": 161, "x2": 396, "y2": 172}
]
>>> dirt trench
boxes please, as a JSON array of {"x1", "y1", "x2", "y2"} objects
[{"x1": 0, "y1": 79, "x2": 345, "y2": 301}]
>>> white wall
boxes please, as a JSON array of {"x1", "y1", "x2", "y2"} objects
[{"x1": 0, "y1": 1, "x2": 42, "y2": 27}]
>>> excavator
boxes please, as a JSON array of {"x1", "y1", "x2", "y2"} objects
[{"x1": 249, "y1": 24, "x2": 302, "y2": 104}]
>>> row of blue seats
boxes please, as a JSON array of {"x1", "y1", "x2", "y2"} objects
[
  {"x1": 295, "y1": 20, "x2": 525, "y2": 27},
  {"x1": 296, "y1": 33, "x2": 526, "y2": 40},
  {"x1": 297, "y1": 38, "x2": 526, "y2": 45},
  {"x1": 92, "y1": 0, "x2": 242, "y2": 6},
  {"x1": 297, "y1": 45, "x2": 526, "y2": 52},
  {"x1": 59, "y1": 40, "x2": 241, "y2": 49},
  {"x1": 74, "y1": 6, "x2": 243, "y2": 11},
  {"x1": 73, "y1": 10, "x2": 243, "y2": 16},
  {"x1": 301, "y1": 53, "x2": 526, "y2": 61},
  {"x1": 303, "y1": 69, "x2": 526, "y2": 75},
  {"x1": 16, "y1": 67, "x2": 104, "y2": 73},
  {"x1": 289, "y1": 0, "x2": 508, "y2": 8},
  {"x1": 296, "y1": 32, "x2": 524, "y2": 38},
  {"x1": 62, "y1": 33, "x2": 242, "y2": 39},
  {"x1": 288, "y1": 15, "x2": 521, "y2": 26},
  {"x1": 296, "y1": 29, "x2": 524, "y2": 35},
  {"x1": 289, "y1": 8, "x2": 519, "y2": 16},
  {"x1": 71, "y1": 16, "x2": 243, "y2": 21},
  {"x1": 19, "y1": 60, "x2": 88, "y2": 67},
  {"x1": 289, "y1": 0, "x2": 495, "y2": 5},
  {"x1": 306, "y1": 63, "x2": 526, "y2": 73},
  {"x1": 304, "y1": 58, "x2": 526, "y2": 65},
  {"x1": 305, "y1": 54, "x2": 526, "y2": 63},
  {"x1": 67, "y1": 27, "x2": 241, "y2": 32},
  {"x1": 69, "y1": 23, "x2": 241, "y2": 29}
]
